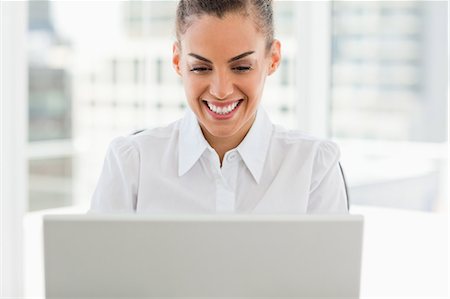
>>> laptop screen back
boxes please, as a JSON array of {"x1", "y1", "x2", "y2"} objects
[{"x1": 44, "y1": 214, "x2": 364, "y2": 298}]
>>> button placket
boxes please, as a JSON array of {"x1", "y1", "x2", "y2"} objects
[{"x1": 216, "y1": 152, "x2": 237, "y2": 212}]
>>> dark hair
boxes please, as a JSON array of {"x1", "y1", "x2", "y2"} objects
[{"x1": 176, "y1": 0, "x2": 274, "y2": 51}]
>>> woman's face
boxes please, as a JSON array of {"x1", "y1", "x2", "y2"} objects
[{"x1": 173, "y1": 12, "x2": 281, "y2": 144}]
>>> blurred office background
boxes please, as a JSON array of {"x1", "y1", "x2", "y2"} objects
[
  {"x1": 1, "y1": 1, "x2": 448, "y2": 298},
  {"x1": 24, "y1": 0, "x2": 447, "y2": 213}
]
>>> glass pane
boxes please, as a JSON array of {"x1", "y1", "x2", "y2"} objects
[
  {"x1": 330, "y1": 1, "x2": 448, "y2": 212},
  {"x1": 331, "y1": 1, "x2": 447, "y2": 142},
  {"x1": 28, "y1": 157, "x2": 73, "y2": 211},
  {"x1": 28, "y1": 67, "x2": 72, "y2": 141},
  {"x1": 28, "y1": 0, "x2": 73, "y2": 210},
  {"x1": 28, "y1": 1, "x2": 72, "y2": 142}
]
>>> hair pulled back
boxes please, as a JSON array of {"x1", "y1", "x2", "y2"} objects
[{"x1": 176, "y1": 0, "x2": 274, "y2": 51}]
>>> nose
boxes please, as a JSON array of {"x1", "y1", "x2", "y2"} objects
[{"x1": 209, "y1": 69, "x2": 234, "y2": 100}]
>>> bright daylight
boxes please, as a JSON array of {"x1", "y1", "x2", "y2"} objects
[{"x1": 1, "y1": 1, "x2": 448, "y2": 298}]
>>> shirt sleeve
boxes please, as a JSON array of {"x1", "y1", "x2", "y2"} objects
[
  {"x1": 307, "y1": 140, "x2": 349, "y2": 214},
  {"x1": 89, "y1": 136, "x2": 140, "y2": 213}
]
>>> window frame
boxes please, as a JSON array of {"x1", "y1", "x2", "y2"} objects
[
  {"x1": 294, "y1": 1, "x2": 332, "y2": 138},
  {"x1": 1, "y1": 1, "x2": 28, "y2": 297}
]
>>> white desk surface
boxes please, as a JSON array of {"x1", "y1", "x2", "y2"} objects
[
  {"x1": 350, "y1": 206, "x2": 448, "y2": 298},
  {"x1": 24, "y1": 205, "x2": 448, "y2": 298}
]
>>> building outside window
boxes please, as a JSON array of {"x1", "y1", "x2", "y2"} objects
[
  {"x1": 330, "y1": 1, "x2": 447, "y2": 212},
  {"x1": 28, "y1": 0, "x2": 73, "y2": 211}
]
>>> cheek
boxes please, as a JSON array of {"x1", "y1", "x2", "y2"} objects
[
  {"x1": 182, "y1": 75, "x2": 205, "y2": 99},
  {"x1": 239, "y1": 72, "x2": 266, "y2": 97}
]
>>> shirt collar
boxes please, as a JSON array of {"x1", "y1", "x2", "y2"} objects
[
  {"x1": 178, "y1": 108, "x2": 209, "y2": 177},
  {"x1": 236, "y1": 108, "x2": 273, "y2": 184},
  {"x1": 178, "y1": 107, "x2": 273, "y2": 183}
]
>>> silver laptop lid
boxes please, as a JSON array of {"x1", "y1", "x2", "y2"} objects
[{"x1": 44, "y1": 214, "x2": 364, "y2": 298}]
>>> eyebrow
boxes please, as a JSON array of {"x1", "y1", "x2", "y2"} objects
[{"x1": 187, "y1": 51, "x2": 255, "y2": 64}]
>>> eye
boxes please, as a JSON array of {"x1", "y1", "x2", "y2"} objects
[
  {"x1": 232, "y1": 66, "x2": 253, "y2": 73},
  {"x1": 190, "y1": 67, "x2": 212, "y2": 74}
]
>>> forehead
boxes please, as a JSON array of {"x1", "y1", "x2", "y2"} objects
[{"x1": 180, "y1": 13, "x2": 266, "y2": 60}]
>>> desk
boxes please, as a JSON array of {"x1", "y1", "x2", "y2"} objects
[
  {"x1": 351, "y1": 206, "x2": 448, "y2": 298},
  {"x1": 24, "y1": 206, "x2": 448, "y2": 298}
]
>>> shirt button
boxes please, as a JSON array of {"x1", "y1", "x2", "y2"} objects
[{"x1": 227, "y1": 153, "x2": 237, "y2": 162}]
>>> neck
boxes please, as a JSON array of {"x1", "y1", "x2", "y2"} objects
[
  {"x1": 201, "y1": 115, "x2": 256, "y2": 165},
  {"x1": 206, "y1": 135, "x2": 240, "y2": 164}
]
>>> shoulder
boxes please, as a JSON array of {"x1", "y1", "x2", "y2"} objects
[
  {"x1": 103, "y1": 120, "x2": 181, "y2": 164},
  {"x1": 272, "y1": 125, "x2": 340, "y2": 159},
  {"x1": 110, "y1": 119, "x2": 181, "y2": 152},
  {"x1": 130, "y1": 119, "x2": 180, "y2": 141}
]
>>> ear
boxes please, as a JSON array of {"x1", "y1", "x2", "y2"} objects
[
  {"x1": 268, "y1": 39, "x2": 281, "y2": 76},
  {"x1": 172, "y1": 41, "x2": 182, "y2": 76}
]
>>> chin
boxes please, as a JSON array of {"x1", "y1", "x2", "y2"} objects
[{"x1": 203, "y1": 124, "x2": 239, "y2": 139}]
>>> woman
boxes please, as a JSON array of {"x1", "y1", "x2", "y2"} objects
[{"x1": 90, "y1": 0, "x2": 348, "y2": 214}]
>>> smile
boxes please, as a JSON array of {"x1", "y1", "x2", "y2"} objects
[{"x1": 203, "y1": 99, "x2": 243, "y2": 116}]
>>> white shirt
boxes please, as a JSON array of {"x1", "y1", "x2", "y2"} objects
[{"x1": 90, "y1": 108, "x2": 348, "y2": 214}]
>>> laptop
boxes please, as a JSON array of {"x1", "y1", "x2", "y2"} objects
[{"x1": 43, "y1": 214, "x2": 364, "y2": 298}]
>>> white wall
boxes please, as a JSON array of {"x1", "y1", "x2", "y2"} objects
[{"x1": 0, "y1": 1, "x2": 28, "y2": 297}]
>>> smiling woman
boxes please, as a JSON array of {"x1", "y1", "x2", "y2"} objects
[
  {"x1": 173, "y1": 11, "x2": 281, "y2": 161},
  {"x1": 90, "y1": 0, "x2": 348, "y2": 214}
]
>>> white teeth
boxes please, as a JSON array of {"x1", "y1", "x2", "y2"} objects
[{"x1": 207, "y1": 101, "x2": 240, "y2": 115}]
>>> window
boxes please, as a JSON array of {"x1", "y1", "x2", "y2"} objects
[
  {"x1": 26, "y1": 1, "x2": 447, "y2": 213},
  {"x1": 330, "y1": 1, "x2": 448, "y2": 211},
  {"x1": 28, "y1": 0, "x2": 73, "y2": 211}
]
